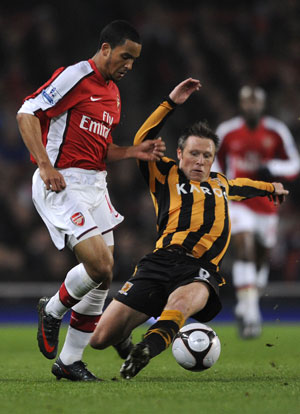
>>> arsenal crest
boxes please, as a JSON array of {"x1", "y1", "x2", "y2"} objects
[{"x1": 71, "y1": 212, "x2": 85, "y2": 226}]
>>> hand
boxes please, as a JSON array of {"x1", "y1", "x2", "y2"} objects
[
  {"x1": 133, "y1": 138, "x2": 166, "y2": 161},
  {"x1": 169, "y1": 78, "x2": 201, "y2": 105},
  {"x1": 268, "y1": 182, "x2": 289, "y2": 205},
  {"x1": 39, "y1": 164, "x2": 66, "y2": 192}
]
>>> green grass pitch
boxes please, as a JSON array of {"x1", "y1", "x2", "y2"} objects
[{"x1": 0, "y1": 323, "x2": 300, "y2": 414}]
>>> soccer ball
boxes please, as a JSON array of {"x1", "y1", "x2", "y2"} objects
[{"x1": 172, "y1": 322, "x2": 221, "y2": 371}]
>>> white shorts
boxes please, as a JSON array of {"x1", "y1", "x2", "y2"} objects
[
  {"x1": 229, "y1": 202, "x2": 279, "y2": 248},
  {"x1": 32, "y1": 168, "x2": 124, "y2": 250}
]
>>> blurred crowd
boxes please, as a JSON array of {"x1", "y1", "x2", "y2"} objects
[{"x1": 1, "y1": 0, "x2": 300, "y2": 286}]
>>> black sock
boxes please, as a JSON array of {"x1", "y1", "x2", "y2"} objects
[{"x1": 142, "y1": 320, "x2": 180, "y2": 358}]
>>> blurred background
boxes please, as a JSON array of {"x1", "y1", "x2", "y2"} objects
[{"x1": 0, "y1": 0, "x2": 299, "y2": 322}]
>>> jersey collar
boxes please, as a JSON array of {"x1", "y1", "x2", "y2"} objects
[{"x1": 88, "y1": 59, "x2": 109, "y2": 86}]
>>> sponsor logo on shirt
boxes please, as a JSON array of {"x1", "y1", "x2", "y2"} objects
[
  {"x1": 79, "y1": 111, "x2": 114, "y2": 140},
  {"x1": 90, "y1": 96, "x2": 102, "y2": 101},
  {"x1": 80, "y1": 115, "x2": 111, "y2": 139},
  {"x1": 176, "y1": 183, "x2": 224, "y2": 198},
  {"x1": 71, "y1": 212, "x2": 85, "y2": 226}
]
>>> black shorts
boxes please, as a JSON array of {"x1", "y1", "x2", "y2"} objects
[{"x1": 115, "y1": 248, "x2": 223, "y2": 322}]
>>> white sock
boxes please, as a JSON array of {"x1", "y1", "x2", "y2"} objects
[
  {"x1": 59, "y1": 326, "x2": 93, "y2": 365},
  {"x1": 236, "y1": 286, "x2": 260, "y2": 323},
  {"x1": 59, "y1": 289, "x2": 108, "y2": 365},
  {"x1": 46, "y1": 263, "x2": 100, "y2": 319},
  {"x1": 232, "y1": 261, "x2": 258, "y2": 319},
  {"x1": 257, "y1": 264, "x2": 269, "y2": 290}
]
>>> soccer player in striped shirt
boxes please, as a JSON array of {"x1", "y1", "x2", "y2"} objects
[{"x1": 90, "y1": 78, "x2": 289, "y2": 379}]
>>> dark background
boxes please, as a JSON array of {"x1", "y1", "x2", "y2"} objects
[{"x1": 0, "y1": 0, "x2": 299, "y2": 321}]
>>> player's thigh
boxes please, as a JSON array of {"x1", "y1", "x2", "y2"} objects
[
  {"x1": 90, "y1": 300, "x2": 149, "y2": 348},
  {"x1": 230, "y1": 203, "x2": 257, "y2": 259},
  {"x1": 164, "y1": 282, "x2": 210, "y2": 320},
  {"x1": 231, "y1": 231, "x2": 256, "y2": 260},
  {"x1": 230, "y1": 202, "x2": 256, "y2": 235},
  {"x1": 256, "y1": 214, "x2": 279, "y2": 249}
]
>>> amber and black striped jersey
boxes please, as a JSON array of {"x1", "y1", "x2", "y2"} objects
[{"x1": 134, "y1": 100, "x2": 275, "y2": 271}]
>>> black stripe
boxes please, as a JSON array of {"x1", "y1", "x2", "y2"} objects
[
  {"x1": 202, "y1": 196, "x2": 229, "y2": 263},
  {"x1": 157, "y1": 177, "x2": 171, "y2": 239},
  {"x1": 139, "y1": 160, "x2": 174, "y2": 239},
  {"x1": 162, "y1": 232, "x2": 174, "y2": 247},
  {"x1": 176, "y1": 171, "x2": 193, "y2": 231},
  {"x1": 156, "y1": 159, "x2": 175, "y2": 175},
  {"x1": 139, "y1": 158, "x2": 174, "y2": 185},
  {"x1": 229, "y1": 184, "x2": 269, "y2": 198},
  {"x1": 210, "y1": 171, "x2": 218, "y2": 179},
  {"x1": 160, "y1": 167, "x2": 193, "y2": 247},
  {"x1": 182, "y1": 182, "x2": 216, "y2": 251}
]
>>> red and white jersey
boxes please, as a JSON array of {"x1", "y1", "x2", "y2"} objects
[
  {"x1": 18, "y1": 59, "x2": 121, "y2": 171},
  {"x1": 213, "y1": 116, "x2": 300, "y2": 214}
]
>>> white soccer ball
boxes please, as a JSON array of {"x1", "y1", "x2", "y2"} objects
[{"x1": 172, "y1": 322, "x2": 221, "y2": 372}]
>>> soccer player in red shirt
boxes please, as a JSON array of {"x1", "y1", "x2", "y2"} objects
[
  {"x1": 214, "y1": 86, "x2": 300, "y2": 338},
  {"x1": 17, "y1": 20, "x2": 165, "y2": 381}
]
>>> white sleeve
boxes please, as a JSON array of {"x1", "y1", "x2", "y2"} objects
[
  {"x1": 264, "y1": 117, "x2": 300, "y2": 177},
  {"x1": 17, "y1": 60, "x2": 93, "y2": 116},
  {"x1": 18, "y1": 100, "x2": 38, "y2": 115}
]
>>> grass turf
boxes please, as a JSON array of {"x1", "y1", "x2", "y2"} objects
[{"x1": 0, "y1": 323, "x2": 299, "y2": 414}]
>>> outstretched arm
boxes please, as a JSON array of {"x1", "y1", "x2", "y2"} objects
[
  {"x1": 227, "y1": 177, "x2": 289, "y2": 205},
  {"x1": 134, "y1": 78, "x2": 201, "y2": 146},
  {"x1": 106, "y1": 139, "x2": 166, "y2": 163}
]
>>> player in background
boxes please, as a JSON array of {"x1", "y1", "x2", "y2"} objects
[
  {"x1": 16, "y1": 20, "x2": 165, "y2": 381},
  {"x1": 89, "y1": 78, "x2": 289, "y2": 380},
  {"x1": 213, "y1": 86, "x2": 300, "y2": 339}
]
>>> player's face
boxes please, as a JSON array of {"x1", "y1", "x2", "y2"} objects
[
  {"x1": 177, "y1": 136, "x2": 216, "y2": 182},
  {"x1": 102, "y1": 39, "x2": 142, "y2": 81},
  {"x1": 240, "y1": 96, "x2": 265, "y2": 124}
]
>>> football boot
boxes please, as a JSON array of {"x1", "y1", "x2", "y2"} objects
[
  {"x1": 52, "y1": 358, "x2": 102, "y2": 382},
  {"x1": 120, "y1": 342, "x2": 150, "y2": 379},
  {"x1": 37, "y1": 297, "x2": 61, "y2": 359}
]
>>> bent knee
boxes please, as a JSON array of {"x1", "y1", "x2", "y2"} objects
[
  {"x1": 90, "y1": 329, "x2": 120, "y2": 350},
  {"x1": 85, "y1": 254, "x2": 114, "y2": 282},
  {"x1": 90, "y1": 335, "x2": 107, "y2": 350}
]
